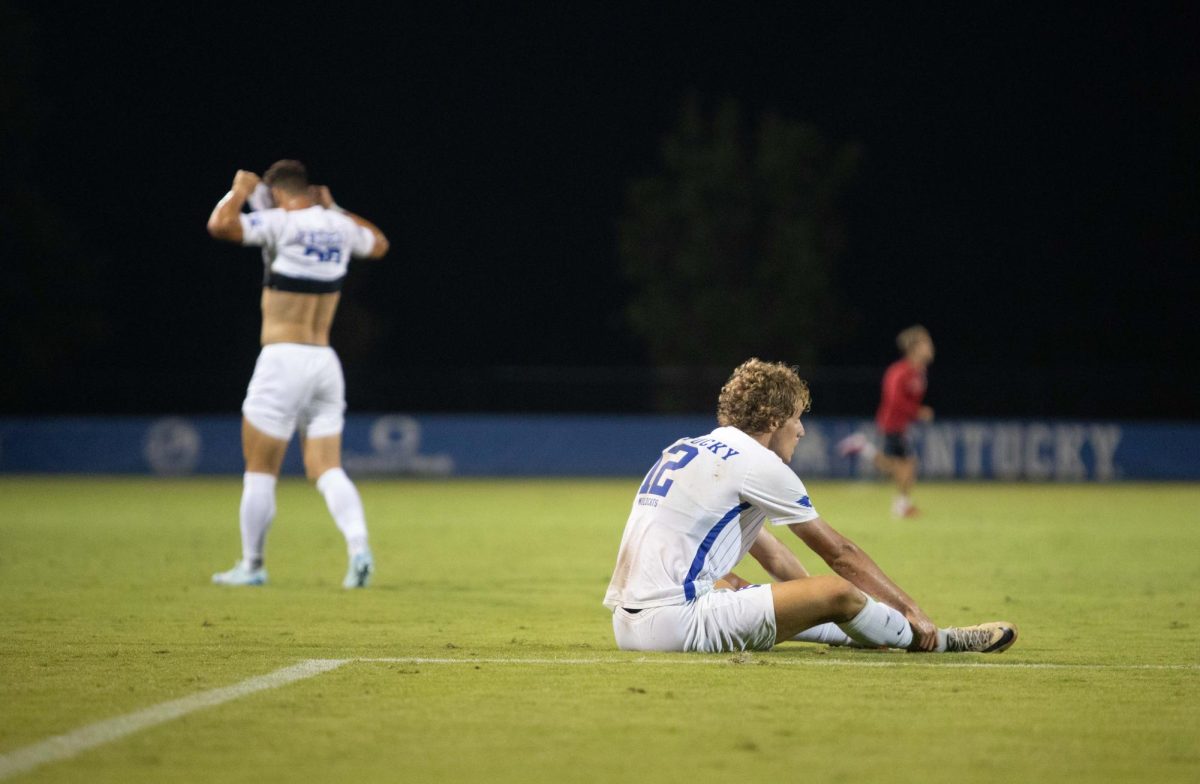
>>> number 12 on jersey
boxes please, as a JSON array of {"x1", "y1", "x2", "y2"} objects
[{"x1": 638, "y1": 444, "x2": 699, "y2": 498}]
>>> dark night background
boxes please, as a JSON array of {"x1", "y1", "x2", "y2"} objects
[{"x1": 3, "y1": 3, "x2": 1197, "y2": 419}]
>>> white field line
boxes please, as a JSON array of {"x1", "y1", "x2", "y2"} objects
[
  {"x1": 0, "y1": 658, "x2": 349, "y2": 781},
  {"x1": 2, "y1": 655, "x2": 1195, "y2": 779},
  {"x1": 361, "y1": 656, "x2": 1200, "y2": 671}
]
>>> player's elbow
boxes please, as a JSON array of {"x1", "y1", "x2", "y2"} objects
[
  {"x1": 370, "y1": 233, "x2": 390, "y2": 259},
  {"x1": 764, "y1": 553, "x2": 793, "y2": 578},
  {"x1": 207, "y1": 217, "x2": 236, "y2": 241},
  {"x1": 826, "y1": 540, "x2": 862, "y2": 572}
]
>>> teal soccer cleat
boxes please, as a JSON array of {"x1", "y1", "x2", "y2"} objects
[
  {"x1": 212, "y1": 561, "x2": 267, "y2": 586},
  {"x1": 343, "y1": 549, "x2": 374, "y2": 589}
]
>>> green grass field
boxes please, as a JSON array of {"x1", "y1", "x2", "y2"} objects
[{"x1": 1, "y1": 477, "x2": 1198, "y2": 783}]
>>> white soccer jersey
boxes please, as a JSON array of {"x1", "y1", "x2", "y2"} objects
[
  {"x1": 603, "y1": 425, "x2": 820, "y2": 611},
  {"x1": 239, "y1": 206, "x2": 376, "y2": 292}
]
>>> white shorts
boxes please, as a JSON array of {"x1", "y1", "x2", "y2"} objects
[
  {"x1": 611, "y1": 585, "x2": 777, "y2": 653},
  {"x1": 241, "y1": 343, "x2": 346, "y2": 441}
]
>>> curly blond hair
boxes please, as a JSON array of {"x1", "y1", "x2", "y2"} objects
[{"x1": 716, "y1": 358, "x2": 811, "y2": 433}]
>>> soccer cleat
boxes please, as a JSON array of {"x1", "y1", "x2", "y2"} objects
[
  {"x1": 942, "y1": 621, "x2": 1018, "y2": 653},
  {"x1": 837, "y1": 432, "x2": 869, "y2": 457},
  {"x1": 342, "y1": 549, "x2": 374, "y2": 589},
  {"x1": 212, "y1": 561, "x2": 267, "y2": 586}
]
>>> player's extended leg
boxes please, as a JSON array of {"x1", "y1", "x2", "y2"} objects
[
  {"x1": 771, "y1": 575, "x2": 911, "y2": 647},
  {"x1": 791, "y1": 623, "x2": 856, "y2": 646},
  {"x1": 771, "y1": 576, "x2": 1018, "y2": 653},
  {"x1": 839, "y1": 433, "x2": 918, "y2": 516},
  {"x1": 715, "y1": 576, "x2": 857, "y2": 646},
  {"x1": 890, "y1": 456, "x2": 918, "y2": 517},
  {"x1": 872, "y1": 452, "x2": 919, "y2": 517},
  {"x1": 212, "y1": 418, "x2": 289, "y2": 586},
  {"x1": 304, "y1": 434, "x2": 373, "y2": 588}
]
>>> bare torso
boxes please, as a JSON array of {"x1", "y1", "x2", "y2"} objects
[{"x1": 260, "y1": 289, "x2": 340, "y2": 346}]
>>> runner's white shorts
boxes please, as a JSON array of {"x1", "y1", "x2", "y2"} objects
[
  {"x1": 611, "y1": 585, "x2": 777, "y2": 653},
  {"x1": 242, "y1": 343, "x2": 346, "y2": 441}
]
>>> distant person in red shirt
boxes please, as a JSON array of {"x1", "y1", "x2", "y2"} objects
[{"x1": 838, "y1": 325, "x2": 935, "y2": 517}]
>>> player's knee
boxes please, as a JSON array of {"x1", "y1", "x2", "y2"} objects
[
  {"x1": 305, "y1": 463, "x2": 335, "y2": 483},
  {"x1": 829, "y1": 577, "x2": 866, "y2": 620},
  {"x1": 303, "y1": 457, "x2": 328, "y2": 483}
]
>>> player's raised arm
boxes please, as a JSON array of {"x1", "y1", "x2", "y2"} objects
[
  {"x1": 207, "y1": 170, "x2": 260, "y2": 243},
  {"x1": 787, "y1": 517, "x2": 939, "y2": 650},
  {"x1": 310, "y1": 185, "x2": 390, "y2": 259}
]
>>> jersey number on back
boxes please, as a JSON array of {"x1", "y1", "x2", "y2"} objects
[
  {"x1": 638, "y1": 444, "x2": 699, "y2": 498},
  {"x1": 305, "y1": 245, "x2": 342, "y2": 263}
]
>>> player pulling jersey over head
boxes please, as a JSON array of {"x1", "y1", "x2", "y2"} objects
[
  {"x1": 206, "y1": 160, "x2": 390, "y2": 590},
  {"x1": 241, "y1": 162, "x2": 376, "y2": 294},
  {"x1": 605, "y1": 358, "x2": 1016, "y2": 655}
]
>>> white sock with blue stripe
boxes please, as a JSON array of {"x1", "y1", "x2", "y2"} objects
[{"x1": 838, "y1": 596, "x2": 914, "y2": 649}]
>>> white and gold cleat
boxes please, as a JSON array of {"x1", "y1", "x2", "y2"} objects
[{"x1": 943, "y1": 621, "x2": 1018, "y2": 653}]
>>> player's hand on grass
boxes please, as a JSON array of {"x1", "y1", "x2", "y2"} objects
[
  {"x1": 233, "y1": 170, "x2": 261, "y2": 196},
  {"x1": 918, "y1": 406, "x2": 934, "y2": 422},
  {"x1": 905, "y1": 607, "x2": 939, "y2": 651}
]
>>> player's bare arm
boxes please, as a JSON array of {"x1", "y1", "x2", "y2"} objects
[
  {"x1": 788, "y1": 517, "x2": 939, "y2": 650},
  {"x1": 310, "y1": 184, "x2": 389, "y2": 258},
  {"x1": 748, "y1": 526, "x2": 810, "y2": 581},
  {"x1": 207, "y1": 170, "x2": 260, "y2": 243},
  {"x1": 718, "y1": 529, "x2": 809, "y2": 589}
]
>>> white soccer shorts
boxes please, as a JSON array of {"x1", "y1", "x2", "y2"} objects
[
  {"x1": 611, "y1": 584, "x2": 777, "y2": 653},
  {"x1": 241, "y1": 343, "x2": 346, "y2": 441}
]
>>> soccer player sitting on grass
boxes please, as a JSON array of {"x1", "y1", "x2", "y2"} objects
[
  {"x1": 603, "y1": 358, "x2": 1016, "y2": 654},
  {"x1": 839, "y1": 325, "x2": 936, "y2": 518}
]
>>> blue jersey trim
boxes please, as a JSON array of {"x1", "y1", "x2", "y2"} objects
[{"x1": 682, "y1": 501, "x2": 750, "y2": 601}]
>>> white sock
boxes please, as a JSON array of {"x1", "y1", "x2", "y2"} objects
[
  {"x1": 792, "y1": 622, "x2": 855, "y2": 647},
  {"x1": 316, "y1": 467, "x2": 369, "y2": 556},
  {"x1": 891, "y1": 495, "x2": 912, "y2": 516},
  {"x1": 239, "y1": 472, "x2": 277, "y2": 567},
  {"x1": 838, "y1": 595, "x2": 915, "y2": 649}
]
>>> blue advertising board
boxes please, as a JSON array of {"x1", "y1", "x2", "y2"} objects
[{"x1": 0, "y1": 415, "x2": 1195, "y2": 480}]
